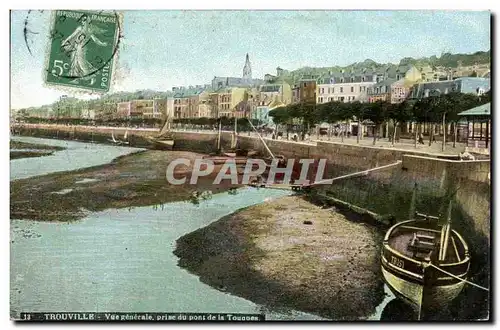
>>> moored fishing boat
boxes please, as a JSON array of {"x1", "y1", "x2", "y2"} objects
[
  {"x1": 381, "y1": 185, "x2": 471, "y2": 319},
  {"x1": 146, "y1": 118, "x2": 175, "y2": 150}
]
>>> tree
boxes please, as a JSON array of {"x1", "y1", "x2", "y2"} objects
[
  {"x1": 365, "y1": 101, "x2": 391, "y2": 145},
  {"x1": 388, "y1": 101, "x2": 413, "y2": 146},
  {"x1": 344, "y1": 101, "x2": 366, "y2": 144},
  {"x1": 269, "y1": 106, "x2": 291, "y2": 135}
]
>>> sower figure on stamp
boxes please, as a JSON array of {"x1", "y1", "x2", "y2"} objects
[{"x1": 61, "y1": 16, "x2": 108, "y2": 86}]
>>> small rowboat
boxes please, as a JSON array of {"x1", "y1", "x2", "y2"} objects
[{"x1": 381, "y1": 186, "x2": 470, "y2": 319}]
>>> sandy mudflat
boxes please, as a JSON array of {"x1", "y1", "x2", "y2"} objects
[
  {"x1": 10, "y1": 140, "x2": 66, "y2": 159},
  {"x1": 10, "y1": 150, "x2": 242, "y2": 222},
  {"x1": 174, "y1": 195, "x2": 385, "y2": 320}
]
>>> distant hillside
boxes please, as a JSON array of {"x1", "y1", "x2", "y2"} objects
[{"x1": 276, "y1": 50, "x2": 490, "y2": 84}]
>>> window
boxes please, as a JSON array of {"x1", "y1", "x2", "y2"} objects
[
  {"x1": 318, "y1": 97, "x2": 323, "y2": 103},
  {"x1": 340, "y1": 87, "x2": 343, "y2": 93},
  {"x1": 351, "y1": 86, "x2": 354, "y2": 93},
  {"x1": 332, "y1": 87, "x2": 335, "y2": 93},
  {"x1": 351, "y1": 77, "x2": 354, "y2": 82},
  {"x1": 340, "y1": 78, "x2": 344, "y2": 83},
  {"x1": 362, "y1": 76, "x2": 365, "y2": 82},
  {"x1": 360, "y1": 86, "x2": 362, "y2": 92}
]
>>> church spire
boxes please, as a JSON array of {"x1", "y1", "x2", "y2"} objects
[{"x1": 243, "y1": 53, "x2": 252, "y2": 80}]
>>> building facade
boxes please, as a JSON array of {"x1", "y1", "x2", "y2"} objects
[
  {"x1": 116, "y1": 99, "x2": 166, "y2": 119},
  {"x1": 317, "y1": 81, "x2": 375, "y2": 103},
  {"x1": 259, "y1": 82, "x2": 293, "y2": 105},
  {"x1": 296, "y1": 78, "x2": 317, "y2": 103},
  {"x1": 213, "y1": 87, "x2": 247, "y2": 118},
  {"x1": 173, "y1": 87, "x2": 206, "y2": 118},
  {"x1": 408, "y1": 77, "x2": 490, "y2": 99}
]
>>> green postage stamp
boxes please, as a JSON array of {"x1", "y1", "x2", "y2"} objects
[{"x1": 44, "y1": 10, "x2": 120, "y2": 93}]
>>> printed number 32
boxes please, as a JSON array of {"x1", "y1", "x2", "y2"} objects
[{"x1": 52, "y1": 60, "x2": 69, "y2": 77}]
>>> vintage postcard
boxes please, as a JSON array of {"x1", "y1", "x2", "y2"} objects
[{"x1": 10, "y1": 10, "x2": 491, "y2": 322}]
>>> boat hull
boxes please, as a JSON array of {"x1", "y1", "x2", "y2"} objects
[
  {"x1": 154, "y1": 140, "x2": 174, "y2": 150},
  {"x1": 381, "y1": 259, "x2": 467, "y2": 312},
  {"x1": 381, "y1": 219, "x2": 470, "y2": 315}
]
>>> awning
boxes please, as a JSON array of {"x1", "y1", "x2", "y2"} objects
[{"x1": 457, "y1": 103, "x2": 490, "y2": 117}]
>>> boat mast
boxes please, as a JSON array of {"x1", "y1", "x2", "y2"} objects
[
  {"x1": 217, "y1": 118, "x2": 222, "y2": 151},
  {"x1": 247, "y1": 118, "x2": 275, "y2": 159},
  {"x1": 232, "y1": 116, "x2": 238, "y2": 149},
  {"x1": 438, "y1": 198, "x2": 453, "y2": 262}
]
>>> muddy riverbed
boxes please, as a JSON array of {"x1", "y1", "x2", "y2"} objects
[{"x1": 174, "y1": 195, "x2": 386, "y2": 320}]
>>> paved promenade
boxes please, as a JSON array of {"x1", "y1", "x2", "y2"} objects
[{"x1": 14, "y1": 123, "x2": 468, "y2": 156}]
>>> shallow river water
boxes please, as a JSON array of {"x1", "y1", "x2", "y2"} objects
[{"x1": 10, "y1": 137, "x2": 338, "y2": 320}]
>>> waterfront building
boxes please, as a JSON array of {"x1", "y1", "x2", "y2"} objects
[
  {"x1": 366, "y1": 65, "x2": 423, "y2": 103},
  {"x1": 212, "y1": 87, "x2": 247, "y2": 118},
  {"x1": 316, "y1": 75, "x2": 375, "y2": 104},
  {"x1": 408, "y1": 77, "x2": 490, "y2": 99},
  {"x1": 295, "y1": 76, "x2": 318, "y2": 103},
  {"x1": 250, "y1": 96, "x2": 285, "y2": 127},
  {"x1": 196, "y1": 91, "x2": 212, "y2": 118},
  {"x1": 259, "y1": 82, "x2": 293, "y2": 105},
  {"x1": 172, "y1": 86, "x2": 207, "y2": 118},
  {"x1": 116, "y1": 99, "x2": 166, "y2": 119},
  {"x1": 367, "y1": 79, "x2": 395, "y2": 103}
]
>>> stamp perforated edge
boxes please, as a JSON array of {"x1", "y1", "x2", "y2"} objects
[{"x1": 41, "y1": 9, "x2": 123, "y2": 96}]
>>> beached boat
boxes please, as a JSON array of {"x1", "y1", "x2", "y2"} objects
[
  {"x1": 381, "y1": 188, "x2": 470, "y2": 319},
  {"x1": 146, "y1": 119, "x2": 175, "y2": 150},
  {"x1": 108, "y1": 130, "x2": 130, "y2": 145},
  {"x1": 202, "y1": 118, "x2": 250, "y2": 165}
]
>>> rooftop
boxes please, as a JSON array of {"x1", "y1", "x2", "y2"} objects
[{"x1": 458, "y1": 103, "x2": 490, "y2": 117}]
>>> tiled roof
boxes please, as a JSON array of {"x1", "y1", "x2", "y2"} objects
[
  {"x1": 260, "y1": 84, "x2": 281, "y2": 93},
  {"x1": 373, "y1": 78, "x2": 397, "y2": 88},
  {"x1": 173, "y1": 88, "x2": 204, "y2": 98}
]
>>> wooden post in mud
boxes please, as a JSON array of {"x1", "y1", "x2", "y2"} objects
[
  {"x1": 408, "y1": 182, "x2": 418, "y2": 220},
  {"x1": 217, "y1": 120, "x2": 222, "y2": 151}
]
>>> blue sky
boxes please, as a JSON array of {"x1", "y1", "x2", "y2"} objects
[{"x1": 11, "y1": 10, "x2": 490, "y2": 109}]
